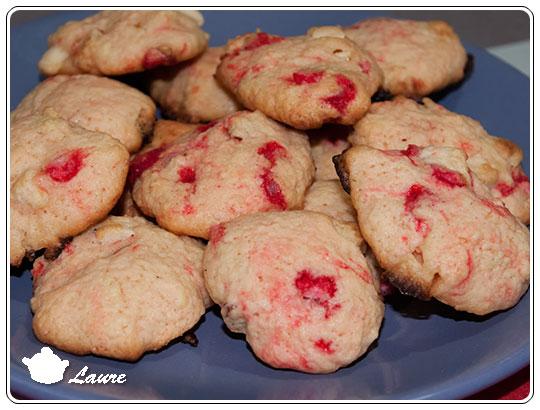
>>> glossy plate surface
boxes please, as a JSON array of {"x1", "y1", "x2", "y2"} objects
[{"x1": 10, "y1": 10, "x2": 530, "y2": 400}]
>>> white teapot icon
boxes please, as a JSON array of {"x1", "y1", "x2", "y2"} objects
[{"x1": 22, "y1": 347, "x2": 69, "y2": 384}]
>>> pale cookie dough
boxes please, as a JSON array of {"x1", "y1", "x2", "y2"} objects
[
  {"x1": 351, "y1": 97, "x2": 530, "y2": 223},
  {"x1": 203, "y1": 211, "x2": 383, "y2": 373},
  {"x1": 149, "y1": 47, "x2": 241, "y2": 122},
  {"x1": 38, "y1": 11, "x2": 209, "y2": 76},
  {"x1": 335, "y1": 144, "x2": 529, "y2": 315},
  {"x1": 12, "y1": 74, "x2": 156, "y2": 153},
  {"x1": 308, "y1": 126, "x2": 352, "y2": 180},
  {"x1": 216, "y1": 27, "x2": 382, "y2": 129},
  {"x1": 115, "y1": 120, "x2": 198, "y2": 218},
  {"x1": 303, "y1": 180, "x2": 357, "y2": 226},
  {"x1": 131, "y1": 111, "x2": 314, "y2": 239},
  {"x1": 149, "y1": 119, "x2": 198, "y2": 147},
  {"x1": 10, "y1": 114, "x2": 129, "y2": 266},
  {"x1": 344, "y1": 18, "x2": 467, "y2": 97},
  {"x1": 31, "y1": 216, "x2": 209, "y2": 361},
  {"x1": 114, "y1": 188, "x2": 144, "y2": 218}
]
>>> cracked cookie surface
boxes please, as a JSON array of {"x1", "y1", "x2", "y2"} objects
[
  {"x1": 31, "y1": 216, "x2": 209, "y2": 361},
  {"x1": 351, "y1": 97, "x2": 530, "y2": 223},
  {"x1": 337, "y1": 144, "x2": 529, "y2": 315}
]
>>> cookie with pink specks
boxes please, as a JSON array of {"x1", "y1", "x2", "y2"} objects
[
  {"x1": 351, "y1": 97, "x2": 530, "y2": 223},
  {"x1": 114, "y1": 120, "x2": 198, "y2": 218},
  {"x1": 38, "y1": 11, "x2": 208, "y2": 76},
  {"x1": 308, "y1": 125, "x2": 352, "y2": 180},
  {"x1": 335, "y1": 144, "x2": 529, "y2": 315},
  {"x1": 303, "y1": 180, "x2": 357, "y2": 227},
  {"x1": 149, "y1": 47, "x2": 241, "y2": 122},
  {"x1": 10, "y1": 114, "x2": 129, "y2": 266},
  {"x1": 203, "y1": 211, "x2": 383, "y2": 373},
  {"x1": 131, "y1": 111, "x2": 314, "y2": 239},
  {"x1": 12, "y1": 74, "x2": 156, "y2": 153},
  {"x1": 344, "y1": 18, "x2": 467, "y2": 97},
  {"x1": 216, "y1": 27, "x2": 382, "y2": 129},
  {"x1": 31, "y1": 216, "x2": 209, "y2": 361}
]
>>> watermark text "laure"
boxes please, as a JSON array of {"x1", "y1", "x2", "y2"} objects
[{"x1": 68, "y1": 366, "x2": 127, "y2": 384}]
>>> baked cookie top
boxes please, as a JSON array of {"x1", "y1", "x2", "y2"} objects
[
  {"x1": 131, "y1": 111, "x2": 314, "y2": 239},
  {"x1": 149, "y1": 119, "x2": 198, "y2": 147},
  {"x1": 216, "y1": 27, "x2": 382, "y2": 129},
  {"x1": 303, "y1": 180, "x2": 357, "y2": 226},
  {"x1": 351, "y1": 97, "x2": 530, "y2": 223},
  {"x1": 10, "y1": 114, "x2": 129, "y2": 266},
  {"x1": 308, "y1": 125, "x2": 352, "y2": 180},
  {"x1": 203, "y1": 211, "x2": 383, "y2": 373},
  {"x1": 336, "y1": 144, "x2": 529, "y2": 315},
  {"x1": 38, "y1": 11, "x2": 208, "y2": 76},
  {"x1": 12, "y1": 74, "x2": 156, "y2": 153},
  {"x1": 114, "y1": 120, "x2": 198, "y2": 218},
  {"x1": 344, "y1": 18, "x2": 467, "y2": 97},
  {"x1": 31, "y1": 216, "x2": 208, "y2": 361},
  {"x1": 149, "y1": 47, "x2": 241, "y2": 123}
]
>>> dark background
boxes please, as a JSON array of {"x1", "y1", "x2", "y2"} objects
[{"x1": 11, "y1": 9, "x2": 530, "y2": 48}]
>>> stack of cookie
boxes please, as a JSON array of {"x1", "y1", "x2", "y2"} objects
[{"x1": 10, "y1": 11, "x2": 529, "y2": 374}]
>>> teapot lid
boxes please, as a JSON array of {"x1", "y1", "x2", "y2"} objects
[{"x1": 28, "y1": 347, "x2": 65, "y2": 365}]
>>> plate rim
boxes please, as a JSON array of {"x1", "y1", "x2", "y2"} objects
[{"x1": 8, "y1": 10, "x2": 531, "y2": 401}]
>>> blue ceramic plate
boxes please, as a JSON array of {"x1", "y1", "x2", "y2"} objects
[{"x1": 10, "y1": 10, "x2": 530, "y2": 400}]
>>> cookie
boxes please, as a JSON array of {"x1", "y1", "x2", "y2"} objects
[
  {"x1": 30, "y1": 216, "x2": 209, "y2": 361},
  {"x1": 10, "y1": 114, "x2": 129, "y2": 266},
  {"x1": 114, "y1": 188, "x2": 144, "y2": 218},
  {"x1": 131, "y1": 111, "x2": 314, "y2": 239},
  {"x1": 38, "y1": 11, "x2": 208, "y2": 76},
  {"x1": 303, "y1": 180, "x2": 357, "y2": 226},
  {"x1": 335, "y1": 144, "x2": 529, "y2": 315},
  {"x1": 216, "y1": 27, "x2": 382, "y2": 129},
  {"x1": 12, "y1": 74, "x2": 156, "y2": 153},
  {"x1": 308, "y1": 125, "x2": 352, "y2": 180},
  {"x1": 203, "y1": 211, "x2": 383, "y2": 373},
  {"x1": 114, "y1": 120, "x2": 198, "y2": 218},
  {"x1": 149, "y1": 47, "x2": 241, "y2": 122},
  {"x1": 350, "y1": 97, "x2": 530, "y2": 223},
  {"x1": 149, "y1": 119, "x2": 198, "y2": 147},
  {"x1": 344, "y1": 18, "x2": 467, "y2": 97}
]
